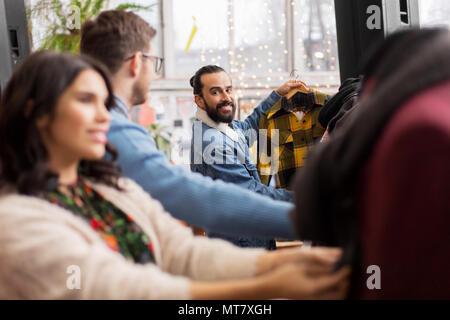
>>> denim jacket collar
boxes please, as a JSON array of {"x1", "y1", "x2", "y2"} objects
[{"x1": 195, "y1": 107, "x2": 239, "y2": 142}]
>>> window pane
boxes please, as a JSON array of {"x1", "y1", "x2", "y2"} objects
[
  {"x1": 173, "y1": 0, "x2": 229, "y2": 78},
  {"x1": 419, "y1": 0, "x2": 450, "y2": 28},
  {"x1": 293, "y1": 0, "x2": 339, "y2": 74},
  {"x1": 233, "y1": 0, "x2": 288, "y2": 75}
]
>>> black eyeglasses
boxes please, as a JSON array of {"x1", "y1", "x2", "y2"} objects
[{"x1": 124, "y1": 52, "x2": 164, "y2": 74}]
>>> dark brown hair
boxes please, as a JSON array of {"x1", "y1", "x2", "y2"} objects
[
  {"x1": 80, "y1": 10, "x2": 157, "y2": 74},
  {"x1": 190, "y1": 65, "x2": 226, "y2": 96},
  {"x1": 0, "y1": 50, "x2": 122, "y2": 195}
]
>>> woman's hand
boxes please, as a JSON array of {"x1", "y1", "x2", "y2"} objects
[
  {"x1": 190, "y1": 260, "x2": 351, "y2": 300},
  {"x1": 263, "y1": 262, "x2": 351, "y2": 300},
  {"x1": 256, "y1": 247, "x2": 343, "y2": 276}
]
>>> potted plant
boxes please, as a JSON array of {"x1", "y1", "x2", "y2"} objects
[{"x1": 27, "y1": 0, "x2": 156, "y2": 53}]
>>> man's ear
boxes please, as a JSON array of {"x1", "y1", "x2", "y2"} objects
[
  {"x1": 194, "y1": 95, "x2": 206, "y2": 110},
  {"x1": 129, "y1": 52, "x2": 142, "y2": 78}
]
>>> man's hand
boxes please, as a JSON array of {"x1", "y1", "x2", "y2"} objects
[{"x1": 275, "y1": 80, "x2": 308, "y2": 96}]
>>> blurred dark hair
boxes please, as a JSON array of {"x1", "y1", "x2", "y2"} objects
[
  {"x1": 291, "y1": 27, "x2": 450, "y2": 297},
  {"x1": 360, "y1": 27, "x2": 447, "y2": 85},
  {"x1": 0, "y1": 50, "x2": 122, "y2": 195},
  {"x1": 80, "y1": 10, "x2": 157, "y2": 74},
  {"x1": 190, "y1": 65, "x2": 226, "y2": 96}
]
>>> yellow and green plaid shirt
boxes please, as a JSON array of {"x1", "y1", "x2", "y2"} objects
[{"x1": 257, "y1": 89, "x2": 329, "y2": 189}]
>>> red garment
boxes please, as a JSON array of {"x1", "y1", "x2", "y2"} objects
[{"x1": 356, "y1": 81, "x2": 450, "y2": 299}]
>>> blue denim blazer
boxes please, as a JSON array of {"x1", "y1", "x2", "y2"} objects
[{"x1": 190, "y1": 91, "x2": 292, "y2": 202}]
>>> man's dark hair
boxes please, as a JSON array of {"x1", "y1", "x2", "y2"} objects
[
  {"x1": 0, "y1": 50, "x2": 122, "y2": 195},
  {"x1": 80, "y1": 10, "x2": 156, "y2": 74},
  {"x1": 190, "y1": 65, "x2": 226, "y2": 96}
]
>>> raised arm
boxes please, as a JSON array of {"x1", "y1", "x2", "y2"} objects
[
  {"x1": 238, "y1": 81, "x2": 307, "y2": 136},
  {"x1": 108, "y1": 112, "x2": 295, "y2": 239}
]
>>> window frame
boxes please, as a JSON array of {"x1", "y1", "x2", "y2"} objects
[{"x1": 154, "y1": 0, "x2": 341, "y2": 95}]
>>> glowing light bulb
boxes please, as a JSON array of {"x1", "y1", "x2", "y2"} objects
[{"x1": 314, "y1": 52, "x2": 324, "y2": 59}]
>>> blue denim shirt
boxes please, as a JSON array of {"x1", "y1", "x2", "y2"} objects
[
  {"x1": 106, "y1": 96, "x2": 295, "y2": 239},
  {"x1": 191, "y1": 91, "x2": 292, "y2": 202},
  {"x1": 190, "y1": 92, "x2": 292, "y2": 248}
]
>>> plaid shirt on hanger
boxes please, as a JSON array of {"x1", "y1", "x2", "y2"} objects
[{"x1": 257, "y1": 89, "x2": 329, "y2": 189}]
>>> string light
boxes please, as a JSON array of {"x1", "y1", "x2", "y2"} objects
[{"x1": 205, "y1": 0, "x2": 338, "y2": 103}]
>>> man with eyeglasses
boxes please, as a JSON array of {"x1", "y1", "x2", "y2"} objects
[
  {"x1": 79, "y1": 10, "x2": 296, "y2": 241},
  {"x1": 125, "y1": 53, "x2": 164, "y2": 74}
]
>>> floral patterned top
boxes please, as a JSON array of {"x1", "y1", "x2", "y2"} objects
[{"x1": 42, "y1": 176, "x2": 155, "y2": 265}]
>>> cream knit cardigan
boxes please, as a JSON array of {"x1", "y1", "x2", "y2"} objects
[{"x1": 0, "y1": 178, "x2": 264, "y2": 299}]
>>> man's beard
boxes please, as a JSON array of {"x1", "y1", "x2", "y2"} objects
[
  {"x1": 131, "y1": 80, "x2": 148, "y2": 106},
  {"x1": 204, "y1": 99, "x2": 236, "y2": 123}
]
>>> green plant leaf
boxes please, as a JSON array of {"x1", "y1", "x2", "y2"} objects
[
  {"x1": 114, "y1": 3, "x2": 155, "y2": 12},
  {"x1": 31, "y1": 0, "x2": 157, "y2": 54}
]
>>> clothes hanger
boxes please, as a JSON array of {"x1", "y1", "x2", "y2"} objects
[
  {"x1": 286, "y1": 83, "x2": 310, "y2": 99},
  {"x1": 286, "y1": 69, "x2": 310, "y2": 99}
]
